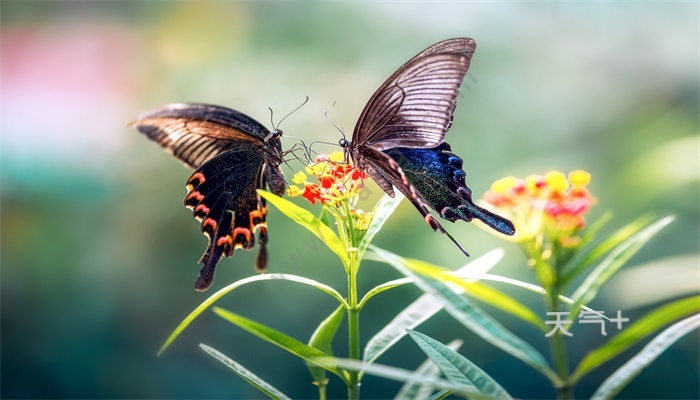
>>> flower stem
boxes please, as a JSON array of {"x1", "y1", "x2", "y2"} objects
[
  {"x1": 347, "y1": 250, "x2": 361, "y2": 400},
  {"x1": 547, "y1": 291, "x2": 573, "y2": 399}
]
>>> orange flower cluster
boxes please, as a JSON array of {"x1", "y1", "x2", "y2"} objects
[
  {"x1": 483, "y1": 170, "x2": 595, "y2": 245},
  {"x1": 287, "y1": 152, "x2": 367, "y2": 207}
]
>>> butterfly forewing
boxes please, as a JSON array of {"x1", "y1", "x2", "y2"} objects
[
  {"x1": 131, "y1": 103, "x2": 269, "y2": 169},
  {"x1": 354, "y1": 39, "x2": 477, "y2": 150}
]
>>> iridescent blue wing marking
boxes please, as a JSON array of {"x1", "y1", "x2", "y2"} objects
[{"x1": 385, "y1": 144, "x2": 515, "y2": 235}]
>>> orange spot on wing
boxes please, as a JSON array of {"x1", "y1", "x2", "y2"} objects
[
  {"x1": 249, "y1": 210, "x2": 263, "y2": 227},
  {"x1": 195, "y1": 204, "x2": 210, "y2": 215},
  {"x1": 217, "y1": 235, "x2": 233, "y2": 247},
  {"x1": 186, "y1": 191, "x2": 205, "y2": 202},
  {"x1": 424, "y1": 214, "x2": 439, "y2": 230},
  {"x1": 203, "y1": 218, "x2": 217, "y2": 231},
  {"x1": 189, "y1": 172, "x2": 206, "y2": 186},
  {"x1": 233, "y1": 227, "x2": 252, "y2": 243}
]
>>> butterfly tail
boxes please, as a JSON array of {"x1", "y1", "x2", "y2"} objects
[
  {"x1": 463, "y1": 202, "x2": 515, "y2": 236},
  {"x1": 195, "y1": 246, "x2": 224, "y2": 291}
]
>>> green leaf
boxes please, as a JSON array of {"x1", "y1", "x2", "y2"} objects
[
  {"x1": 199, "y1": 344, "x2": 292, "y2": 400},
  {"x1": 363, "y1": 250, "x2": 505, "y2": 366},
  {"x1": 307, "y1": 305, "x2": 346, "y2": 387},
  {"x1": 395, "y1": 339, "x2": 463, "y2": 400},
  {"x1": 590, "y1": 314, "x2": 700, "y2": 400},
  {"x1": 333, "y1": 358, "x2": 496, "y2": 400},
  {"x1": 428, "y1": 389, "x2": 453, "y2": 400},
  {"x1": 562, "y1": 214, "x2": 653, "y2": 285},
  {"x1": 396, "y1": 257, "x2": 544, "y2": 330},
  {"x1": 371, "y1": 246, "x2": 557, "y2": 382},
  {"x1": 358, "y1": 278, "x2": 413, "y2": 309},
  {"x1": 213, "y1": 307, "x2": 348, "y2": 383},
  {"x1": 319, "y1": 207, "x2": 331, "y2": 227},
  {"x1": 407, "y1": 330, "x2": 512, "y2": 400},
  {"x1": 257, "y1": 189, "x2": 350, "y2": 266},
  {"x1": 361, "y1": 249, "x2": 505, "y2": 309},
  {"x1": 570, "y1": 216, "x2": 674, "y2": 313},
  {"x1": 158, "y1": 273, "x2": 347, "y2": 356},
  {"x1": 468, "y1": 273, "x2": 603, "y2": 317},
  {"x1": 359, "y1": 193, "x2": 404, "y2": 254},
  {"x1": 570, "y1": 295, "x2": 700, "y2": 383}
]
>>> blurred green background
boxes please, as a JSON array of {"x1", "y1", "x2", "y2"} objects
[{"x1": 2, "y1": 2, "x2": 698, "y2": 399}]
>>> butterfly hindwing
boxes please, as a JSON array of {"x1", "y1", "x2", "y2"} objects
[
  {"x1": 385, "y1": 144, "x2": 515, "y2": 236},
  {"x1": 184, "y1": 146, "x2": 268, "y2": 291}
]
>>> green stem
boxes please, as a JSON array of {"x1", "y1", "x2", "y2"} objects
[
  {"x1": 343, "y1": 201, "x2": 357, "y2": 246},
  {"x1": 347, "y1": 250, "x2": 360, "y2": 400},
  {"x1": 548, "y1": 291, "x2": 573, "y2": 399}
]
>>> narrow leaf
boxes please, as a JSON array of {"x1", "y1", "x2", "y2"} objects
[
  {"x1": 563, "y1": 214, "x2": 653, "y2": 285},
  {"x1": 257, "y1": 189, "x2": 350, "y2": 266},
  {"x1": 407, "y1": 330, "x2": 512, "y2": 400},
  {"x1": 395, "y1": 339, "x2": 463, "y2": 400},
  {"x1": 307, "y1": 305, "x2": 346, "y2": 386},
  {"x1": 212, "y1": 307, "x2": 347, "y2": 382},
  {"x1": 469, "y1": 273, "x2": 604, "y2": 317},
  {"x1": 158, "y1": 273, "x2": 346, "y2": 356},
  {"x1": 571, "y1": 295, "x2": 700, "y2": 383},
  {"x1": 428, "y1": 389, "x2": 453, "y2": 400},
  {"x1": 359, "y1": 193, "x2": 404, "y2": 253},
  {"x1": 371, "y1": 246, "x2": 557, "y2": 382},
  {"x1": 359, "y1": 278, "x2": 412, "y2": 309},
  {"x1": 199, "y1": 344, "x2": 292, "y2": 400},
  {"x1": 400, "y1": 257, "x2": 544, "y2": 330},
  {"x1": 591, "y1": 314, "x2": 700, "y2": 400},
  {"x1": 363, "y1": 250, "x2": 505, "y2": 366},
  {"x1": 333, "y1": 358, "x2": 496, "y2": 400},
  {"x1": 571, "y1": 216, "x2": 674, "y2": 313}
]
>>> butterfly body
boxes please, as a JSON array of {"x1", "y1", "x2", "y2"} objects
[
  {"x1": 132, "y1": 103, "x2": 285, "y2": 291},
  {"x1": 341, "y1": 37, "x2": 515, "y2": 253}
]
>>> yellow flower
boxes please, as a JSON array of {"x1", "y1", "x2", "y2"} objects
[
  {"x1": 545, "y1": 171, "x2": 568, "y2": 193},
  {"x1": 287, "y1": 185, "x2": 302, "y2": 197},
  {"x1": 569, "y1": 170, "x2": 591, "y2": 186},
  {"x1": 329, "y1": 151, "x2": 345, "y2": 163},
  {"x1": 491, "y1": 176, "x2": 517, "y2": 193},
  {"x1": 483, "y1": 170, "x2": 595, "y2": 247},
  {"x1": 292, "y1": 171, "x2": 307, "y2": 185}
]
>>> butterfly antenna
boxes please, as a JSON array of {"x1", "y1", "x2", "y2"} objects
[
  {"x1": 278, "y1": 96, "x2": 309, "y2": 129},
  {"x1": 324, "y1": 108, "x2": 346, "y2": 141}
]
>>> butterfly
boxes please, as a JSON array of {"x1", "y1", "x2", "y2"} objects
[
  {"x1": 339, "y1": 38, "x2": 515, "y2": 254},
  {"x1": 131, "y1": 103, "x2": 286, "y2": 291}
]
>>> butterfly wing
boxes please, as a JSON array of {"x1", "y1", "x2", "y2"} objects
[
  {"x1": 354, "y1": 145, "x2": 471, "y2": 254},
  {"x1": 385, "y1": 144, "x2": 515, "y2": 236},
  {"x1": 130, "y1": 103, "x2": 270, "y2": 169},
  {"x1": 132, "y1": 103, "x2": 284, "y2": 291},
  {"x1": 184, "y1": 146, "x2": 273, "y2": 291},
  {"x1": 353, "y1": 38, "x2": 476, "y2": 150},
  {"x1": 349, "y1": 38, "x2": 514, "y2": 252}
]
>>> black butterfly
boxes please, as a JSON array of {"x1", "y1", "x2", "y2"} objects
[
  {"x1": 131, "y1": 103, "x2": 286, "y2": 291},
  {"x1": 340, "y1": 38, "x2": 515, "y2": 254}
]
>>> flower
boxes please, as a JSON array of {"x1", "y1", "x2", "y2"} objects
[
  {"x1": 287, "y1": 151, "x2": 367, "y2": 208},
  {"x1": 483, "y1": 170, "x2": 595, "y2": 246}
]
